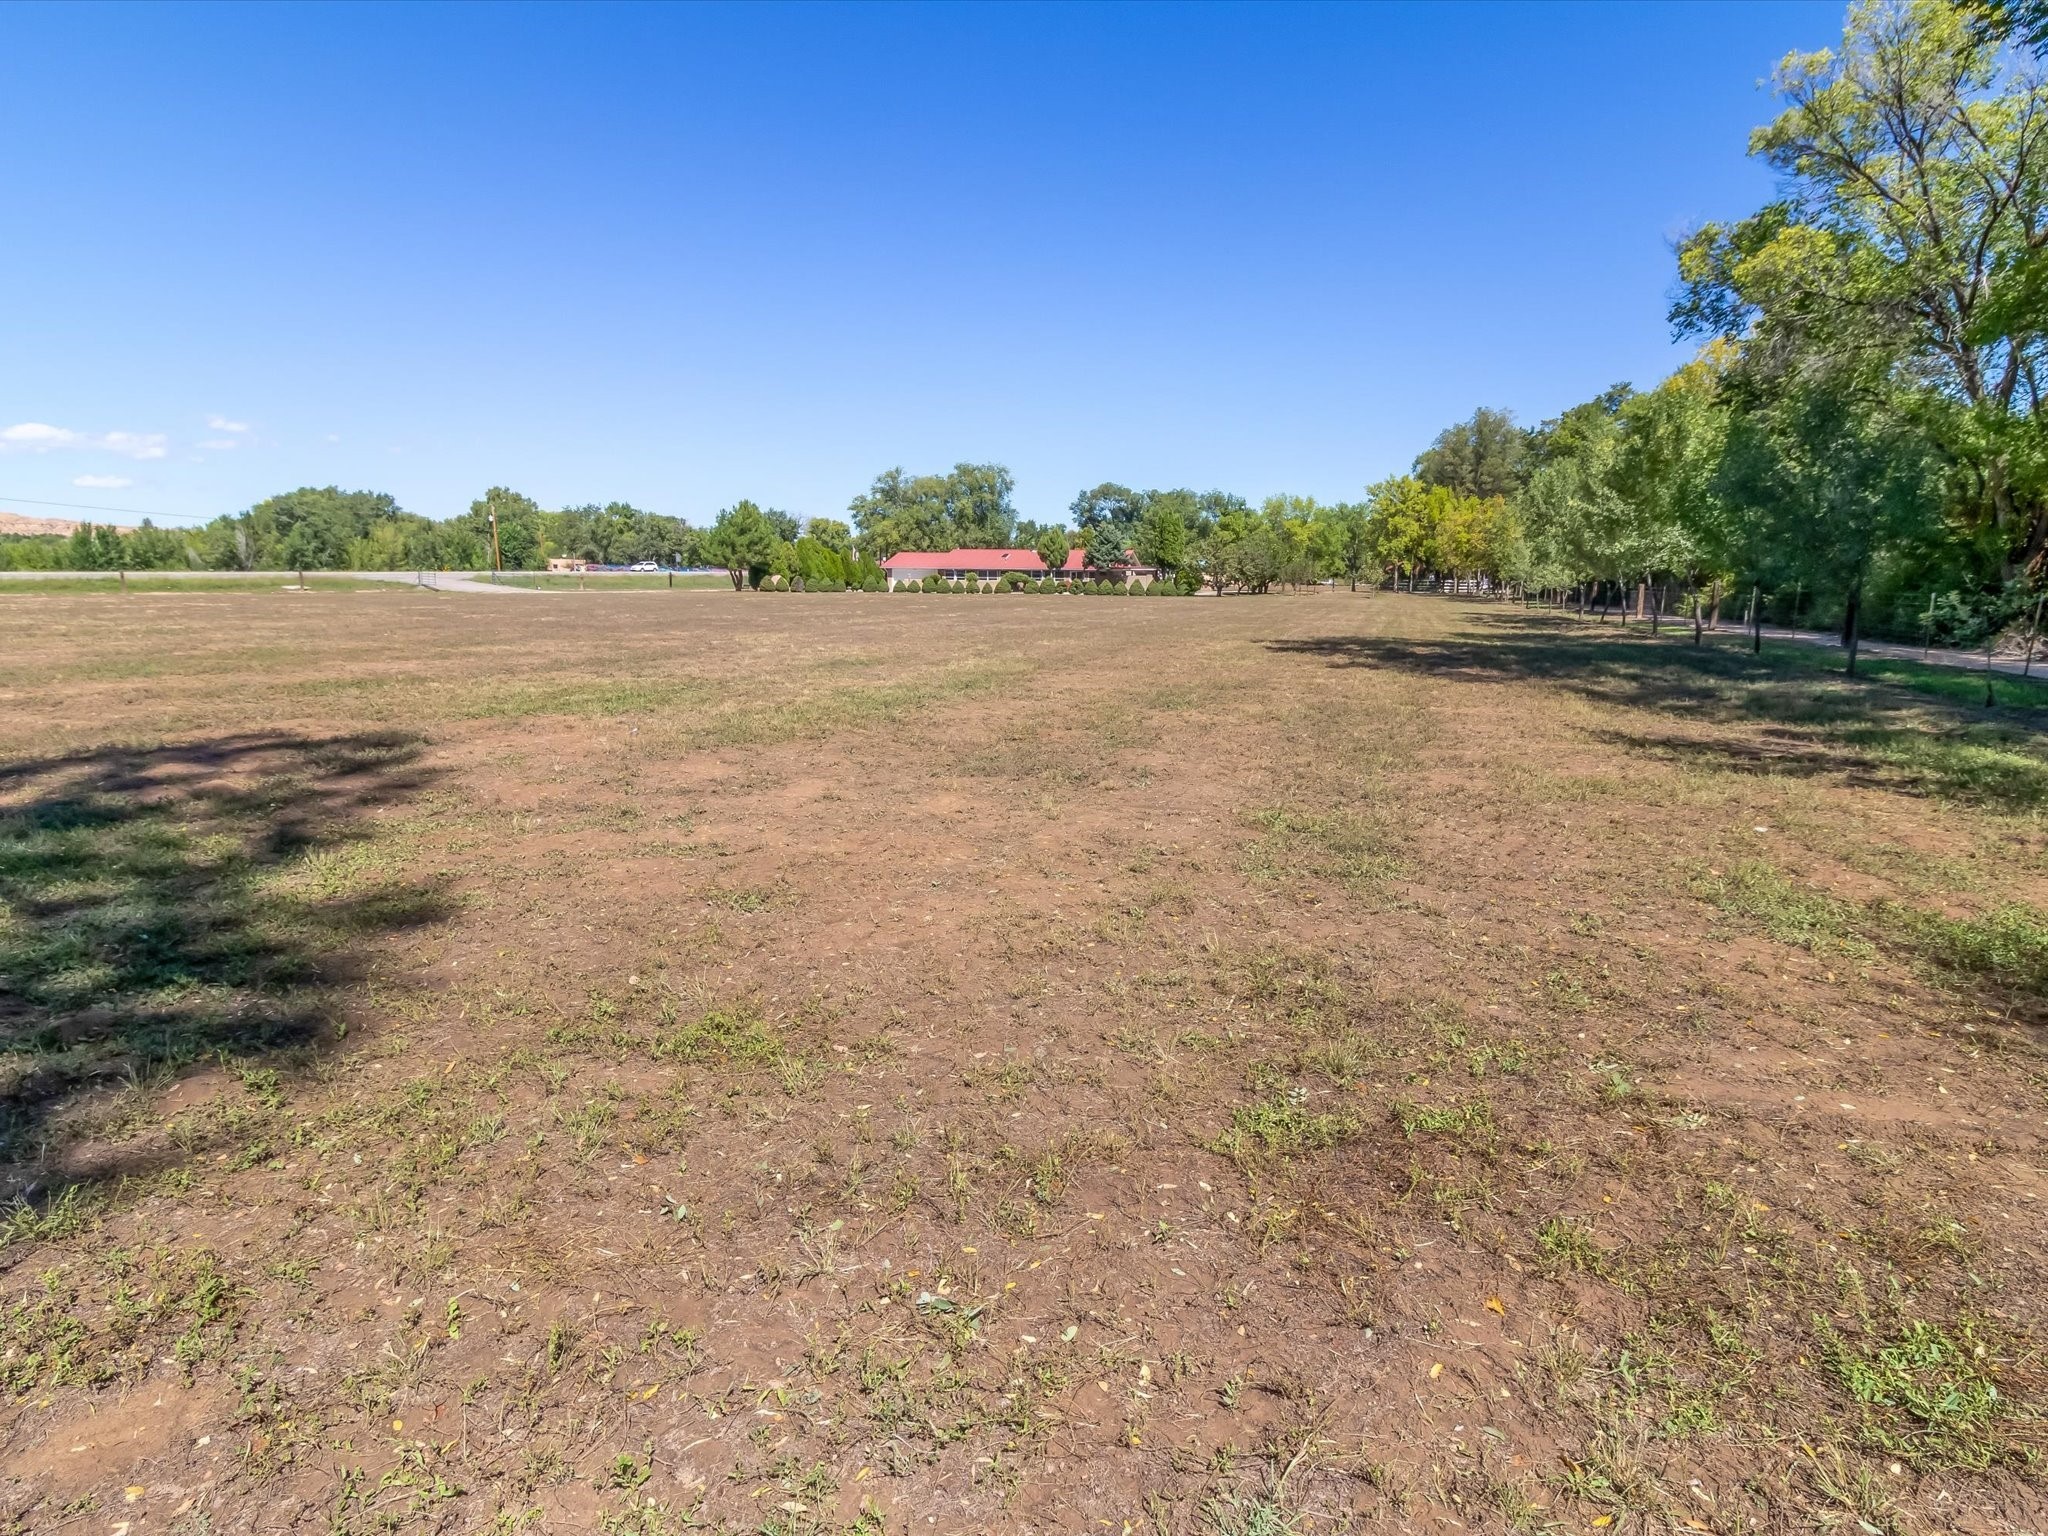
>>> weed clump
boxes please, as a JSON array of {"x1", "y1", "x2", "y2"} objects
[
  {"x1": 1209, "y1": 1091, "x2": 1360, "y2": 1170},
  {"x1": 651, "y1": 1005, "x2": 784, "y2": 1068},
  {"x1": 1815, "y1": 1314, "x2": 2023, "y2": 1471}
]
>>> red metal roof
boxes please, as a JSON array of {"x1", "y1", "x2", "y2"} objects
[{"x1": 879, "y1": 546, "x2": 1137, "y2": 572}]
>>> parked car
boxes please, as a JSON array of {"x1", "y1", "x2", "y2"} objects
[{"x1": 628, "y1": 561, "x2": 660, "y2": 572}]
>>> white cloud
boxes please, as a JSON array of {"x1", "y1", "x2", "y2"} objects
[
  {"x1": 100, "y1": 430, "x2": 168, "y2": 460},
  {"x1": 0, "y1": 422, "x2": 168, "y2": 460},
  {"x1": 197, "y1": 438, "x2": 240, "y2": 451},
  {"x1": 1, "y1": 422, "x2": 79, "y2": 449},
  {"x1": 206, "y1": 414, "x2": 251, "y2": 433},
  {"x1": 72, "y1": 474, "x2": 134, "y2": 490}
]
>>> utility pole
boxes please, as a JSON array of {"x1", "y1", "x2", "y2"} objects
[{"x1": 489, "y1": 509, "x2": 502, "y2": 584}]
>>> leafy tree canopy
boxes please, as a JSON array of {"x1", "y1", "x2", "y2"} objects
[{"x1": 849, "y1": 463, "x2": 1017, "y2": 558}]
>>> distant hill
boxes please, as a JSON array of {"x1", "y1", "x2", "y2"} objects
[{"x1": 0, "y1": 510, "x2": 137, "y2": 538}]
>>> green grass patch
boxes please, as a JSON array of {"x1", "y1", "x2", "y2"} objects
[
  {"x1": 1759, "y1": 639, "x2": 2048, "y2": 713},
  {"x1": 1879, "y1": 900, "x2": 2048, "y2": 999},
  {"x1": 1535, "y1": 1215, "x2": 1613, "y2": 1278},
  {"x1": 1695, "y1": 858, "x2": 2048, "y2": 1002},
  {"x1": 1241, "y1": 806, "x2": 1399, "y2": 889},
  {"x1": 1393, "y1": 1097, "x2": 1495, "y2": 1137},
  {"x1": 1208, "y1": 1091, "x2": 1360, "y2": 1170},
  {"x1": 1847, "y1": 723, "x2": 2048, "y2": 811},
  {"x1": 1689, "y1": 859, "x2": 1873, "y2": 957},
  {"x1": 649, "y1": 1004, "x2": 804, "y2": 1089},
  {"x1": 458, "y1": 677, "x2": 716, "y2": 719},
  {"x1": 1815, "y1": 1315, "x2": 2026, "y2": 1471}
]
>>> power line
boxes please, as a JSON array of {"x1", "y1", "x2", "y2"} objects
[{"x1": 0, "y1": 493, "x2": 205, "y2": 526}]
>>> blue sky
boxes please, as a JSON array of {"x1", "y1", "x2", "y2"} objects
[{"x1": 1, "y1": 0, "x2": 1841, "y2": 531}]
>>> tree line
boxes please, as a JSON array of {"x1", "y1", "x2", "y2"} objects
[
  {"x1": 0, "y1": 488, "x2": 710, "y2": 575},
  {"x1": 1384, "y1": 0, "x2": 2048, "y2": 670},
  {"x1": 18, "y1": 0, "x2": 2043, "y2": 642}
]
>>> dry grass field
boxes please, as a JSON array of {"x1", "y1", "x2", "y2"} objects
[{"x1": 4, "y1": 587, "x2": 2048, "y2": 1535}]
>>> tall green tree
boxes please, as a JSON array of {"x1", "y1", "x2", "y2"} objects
[
  {"x1": 805, "y1": 517, "x2": 854, "y2": 556},
  {"x1": 1133, "y1": 490, "x2": 1192, "y2": 573},
  {"x1": 1674, "y1": 0, "x2": 2048, "y2": 576},
  {"x1": 706, "y1": 501, "x2": 779, "y2": 591},
  {"x1": 1363, "y1": 476, "x2": 1440, "y2": 589},
  {"x1": 1069, "y1": 483, "x2": 1145, "y2": 547},
  {"x1": 465, "y1": 488, "x2": 544, "y2": 570},
  {"x1": 1415, "y1": 407, "x2": 1530, "y2": 500},
  {"x1": 1717, "y1": 363, "x2": 1943, "y2": 670},
  {"x1": 1315, "y1": 502, "x2": 1375, "y2": 590},
  {"x1": 849, "y1": 464, "x2": 1016, "y2": 557},
  {"x1": 1084, "y1": 524, "x2": 1125, "y2": 572},
  {"x1": 1035, "y1": 526, "x2": 1071, "y2": 577}
]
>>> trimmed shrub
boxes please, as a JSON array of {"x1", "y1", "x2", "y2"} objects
[{"x1": 921, "y1": 575, "x2": 940, "y2": 593}]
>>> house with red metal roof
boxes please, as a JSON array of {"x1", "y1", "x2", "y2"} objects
[{"x1": 878, "y1": 546, "x2": 1160, "y2": 588}]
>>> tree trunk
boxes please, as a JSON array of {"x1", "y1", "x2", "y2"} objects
[
  {"x1": 1750, "y1": 585, "x2": 1761, "y2": 654},
  {"x1": 1692, "y1": 588, "x2": 1703, "y2": 646},
  {"x1": 1708, "y1": 579, "x2": 1722, "y2": 631},
  {"x1": 1842, "y1": 582, "x2": 1862, "y2": 677}
]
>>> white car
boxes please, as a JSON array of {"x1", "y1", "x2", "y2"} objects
[{"x1": 628, "y1": 561, "x2": 660, "y2": 572}]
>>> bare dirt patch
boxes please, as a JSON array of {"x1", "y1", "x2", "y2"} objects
[{"x1": 3, "y1": 588, "x2": 2047, "y2": 1534}]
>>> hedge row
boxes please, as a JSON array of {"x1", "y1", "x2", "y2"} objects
[
  {"x1": 898, "y1": 575, "x2": 1197, "y2": 594},
  {"x1": 754, "y1": 576, "x2": 886, "y2": 593},
  {"x1": 753, "y1": 574, "x2": 1202, "y2": 594}
]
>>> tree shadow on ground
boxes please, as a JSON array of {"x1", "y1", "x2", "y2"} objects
[
  {"x1": 0, "y1": 731, "x2": 449, "y2": 1199},
  {"x1": 1268, "y1": 611, "x2": 2048, "y2": 815}
]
